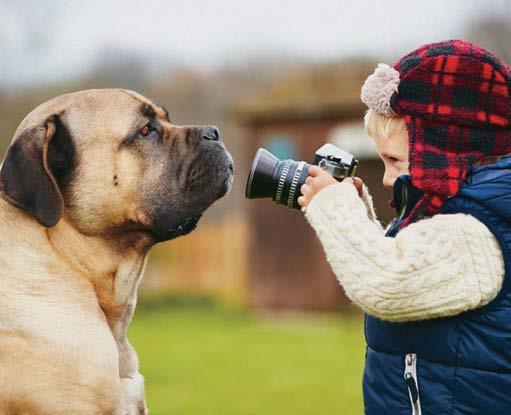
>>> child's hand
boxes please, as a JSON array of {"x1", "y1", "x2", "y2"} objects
[{"x1": 298, "y1": 166, "x2": 363, "y2": 208}]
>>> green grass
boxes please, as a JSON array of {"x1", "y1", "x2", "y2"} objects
[{"x1": 129, "y1": 302, "x2": 366, "y2": 415}]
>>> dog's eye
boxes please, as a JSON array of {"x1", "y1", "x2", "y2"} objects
[{"x1": 140, "y1": 124, "x2": 151, "y2": 137}]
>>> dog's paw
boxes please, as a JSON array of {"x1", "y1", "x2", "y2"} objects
[{"x1": 120, "y1": 373, "x2": 148, "y2": 415}]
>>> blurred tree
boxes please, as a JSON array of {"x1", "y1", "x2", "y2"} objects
[
  {"x1": 0, "y1": 0, "x2": 59, "y2": 86},
  {"x1": 466, "y1": 1, "x2": 511, "y2": 63},
  {"x1": 83, "y1": 47, "x2": 151, "y2": 92}
]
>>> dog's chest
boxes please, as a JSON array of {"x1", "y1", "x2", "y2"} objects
[{"x1": 95, "y1": 252, "x2": 148, "y2": 325}]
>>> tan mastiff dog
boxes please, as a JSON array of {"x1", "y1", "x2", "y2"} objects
[{"x1": 0, "y1": 89, "x2": 233, "y2": 415}]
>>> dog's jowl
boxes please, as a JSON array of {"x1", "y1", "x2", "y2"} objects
[{"x1": 0, "y1": 89, "x2": 233, "y2": 415}]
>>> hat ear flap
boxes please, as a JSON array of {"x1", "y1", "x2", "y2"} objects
[{"x1": 0, "y1": 115, "x2": 69, "y2": 227}]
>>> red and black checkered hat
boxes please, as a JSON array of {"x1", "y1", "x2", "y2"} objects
[{"x1": 362, "y1": 40, "x2": 511, "y2": 225}]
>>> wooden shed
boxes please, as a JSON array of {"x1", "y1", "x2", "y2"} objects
[{"x1": 236, "y1": 60, "x2": 395, "y2": 312}]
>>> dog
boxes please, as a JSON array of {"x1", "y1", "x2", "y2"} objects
[{"x1": 0, "y1": 89, "x2": 233, "y2": 414}]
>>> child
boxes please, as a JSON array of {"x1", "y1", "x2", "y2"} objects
[{"x1": 298, "y1": 40, "x2": 511, "y2": 414}]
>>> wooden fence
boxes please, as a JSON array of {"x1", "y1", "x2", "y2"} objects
[{"x1": 141, "y1": 214, "x2": 249, "y2": 306}]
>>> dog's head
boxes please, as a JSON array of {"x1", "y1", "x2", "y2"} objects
[{"x1": 0, "y1": 89, "x2": 233, "y2": 243}]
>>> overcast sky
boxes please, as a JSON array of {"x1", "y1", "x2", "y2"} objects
[{"x1": 0, "y1": 0, "x2": 508, "y2": 86}]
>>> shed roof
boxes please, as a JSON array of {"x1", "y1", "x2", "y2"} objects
[{"x1": 236, "y1": 58, "x2": 376, "y2": 123}]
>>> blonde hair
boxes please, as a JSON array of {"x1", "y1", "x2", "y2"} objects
[{"x1": 364, "y1": 108, "x2": 407, "y2": 140}]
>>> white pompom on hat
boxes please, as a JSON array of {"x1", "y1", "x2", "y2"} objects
[{"x1": 360, "y1": 63, "x2": 400, "y2": 116}]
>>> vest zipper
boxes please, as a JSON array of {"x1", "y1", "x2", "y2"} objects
[{"x1": 404, "y1": 353, "x2": 422, "y2": 415}]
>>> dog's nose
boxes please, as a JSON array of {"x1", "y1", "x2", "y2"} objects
[{"x1": 199, "y1": 125, "x2": 220, "y2": 141}]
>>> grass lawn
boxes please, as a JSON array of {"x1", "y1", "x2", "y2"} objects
[{"x1": 130, "y1": 302, "x2": 366, "y2": 415}]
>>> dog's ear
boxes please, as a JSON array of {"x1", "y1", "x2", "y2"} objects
[{"x1": 0, "y1": 114, "x2": 74, "y2": 228}]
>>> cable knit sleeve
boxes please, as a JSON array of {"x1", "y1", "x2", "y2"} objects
[
  {"x1": 360, "y1": 184, "x2": 384, "y2": 231},
  {"x1": 304, "y1": 182, "x2": 505, "y2": 322}
]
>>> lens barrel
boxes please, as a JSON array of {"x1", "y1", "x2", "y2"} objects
[
  {"x1": 245, "y1": 148, "x2": 310, "y2": 210},
  {"x1": 272, "y1": 159, "x2": 310, "y2": 209}
]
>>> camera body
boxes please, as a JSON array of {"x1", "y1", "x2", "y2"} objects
[
  {"x1": 245, "y1": 143, "x2": 358, "y2": 210},
  {"x1": 313, "y1": 143, "x2": 358, "y2": 181}
]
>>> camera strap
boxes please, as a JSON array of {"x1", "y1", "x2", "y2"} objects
[
  {"x1": 393, "y1": 175, "x2": 423, "y2": 220},
  {"x1": 386, "y1": 175, "x2": 424, "y2": 237}
]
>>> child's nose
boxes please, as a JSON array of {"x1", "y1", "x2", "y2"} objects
[{"x1": 383, "y1": 173, "x2": 394, "y2": 189}]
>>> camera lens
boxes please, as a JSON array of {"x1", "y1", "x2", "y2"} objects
[
  {"x1": 245, "y1": 148, "x2": 310, "y2": 210},
  {"x1": 272, "y1": 160, "x2": 310, "y2": 209}
]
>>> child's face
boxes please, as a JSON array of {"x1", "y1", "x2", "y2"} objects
[{"x1": 371, "y1": 129, "x2": 409, "y2": 189}]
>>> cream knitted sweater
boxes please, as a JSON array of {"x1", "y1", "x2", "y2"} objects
[{"x1": 304, "y1": 182, "x2": 505, "y2": 322}]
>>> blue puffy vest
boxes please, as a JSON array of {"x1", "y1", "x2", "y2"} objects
[{"x1": 363, "y1": 158, "x2": 511, "y2": 415}]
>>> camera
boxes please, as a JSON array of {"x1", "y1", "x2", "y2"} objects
[{"x1": 245, "y1": 143, "x2": 358, "y2": 210}]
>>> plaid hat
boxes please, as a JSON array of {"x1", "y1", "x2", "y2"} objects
[{"x1": 361, "y1": 40, "x2": 511, "y2": 226}]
